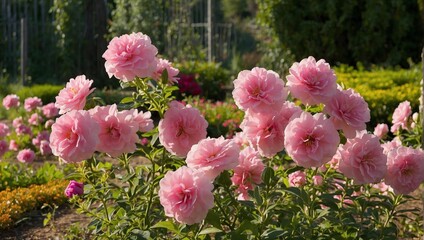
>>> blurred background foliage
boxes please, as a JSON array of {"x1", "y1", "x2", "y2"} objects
[{"x1": 0, "y1": 0, "x2": 423, "y2": 122}]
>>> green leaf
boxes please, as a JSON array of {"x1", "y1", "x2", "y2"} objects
[
  {"x1": 150, "y1": 221, "x2": 179, "y2": 234},
  {"x1": 262, "y1": 167, "x2": 275, "y2": 186},
  {"x1": 120, "y1": 96, "x2": 134, "y2": 104},
  {"x1": 198, "y1": 227, "x2": 222, "y2": 235},
  {"x1": 205, "y1": 209, "x2": 222, "y2": 230}
]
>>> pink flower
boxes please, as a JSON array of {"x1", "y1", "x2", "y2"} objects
[
  {"x1": 159, "y1": 101, "x2": 208, "y2": 157},
  {"x1": 232, "y1": 67, "x2": 288, "y2": 114},
  {"x1": 50, "y1": 110, "x2": 99, "y2": 163},
  {"x1": 2, "y1": 94, "x2": 20, "y2": 109},
  {"x1": 324, "y1": 88, "x2": 370, "y2": 138},
  {"x1": 28, "y1": 113, "x2": 42, "y2": 126},
  {"x1": 385, "y1": 146, "x2": 424, "y2": 195},
  {"x1": 152, "y1": 58, "x2": 179, "y2": 84},
  {"x1": 9, "y1": 140, "x2": 18, "y2": 151},
  {"x1": 45, "y1": 119, "x2": 55, "y2": 129},
  {"x1": 121, "y1": 109, "x2": 154, "y2": 132},
  {"x1": 102, "y1": 32, "x2": 158, "y2": 82},
  {"x1": 90, "y1": 104, "x2": 139, "y2": 157},
  {"x1": 42, "y1": 103, "x2": 59, "y2": 118},
  {"x1": 231, "y1": 147, "x2": 265, "y2": 200},
  {"x1": 0, "y1": 123, "x2": 10, "y2": 138},
  {"x1": 12, "y1": 117, "x2": 23, "y2": 128},
  {"x1": 241, "y1": 102, "x2": 302, "y2": 158},
  {"x1": 0, "y1": 140, "x2": 8, "y2": 157},
  {"x1": 284, "y1": 112, "x2": 340, "y2": 168},
  {"x1": 55, "y1": 75, "x2": 95, "y2": 114},
  {"x1": 286, "y1": 56, "x2": 337, "y2": 105},
  {"x1": 381, "y1": 137, "x2": 402, "y2": 155},
  {"x1": 158, "y1": 166, "x2": 214, "y2": 225},
  {"x1": 40, "y1": 140, "x2": 52, "y2": 156},
  {"x1": 313, "y1": 175, "x2": 323, "y2": 186},
  {"x1": 391, "y1": 101, "x2": 412, "y2": 133},
  {"x1": 24, "y1": 97, "x2": 42, "y2": 112},
  {"x1": 373, "y1": 123, "x2": 389, "y2": 139},
  {"x1": 15, "y1": 124, "x2": 32, "y2": 136},
  {"x1": 233, "y1": 131, "x2": 249, "y2": 148},
  {"x1": 288, "y1": 170, "x2": 306, "y2": 187},
  {"x1": 32, "y1": 131, "x2": 50, "y2": 147},
  {"x1": 337, "y1": 131, "x2": 387, "y2": 184},
  {"x1": 64, "y1": 180, "x2": 84, "y2": 198},
  {"x1": 372, "y1": 182, "x2": 393, "y2": 195},
  {"x1": 186, "y1": 136, "x2": 240, "y2": 179},
  {"x1": 17, "y1": 149, "x2": 35, "y2": 163}
]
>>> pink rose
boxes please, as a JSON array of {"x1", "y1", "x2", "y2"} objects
[
  {"x1": 50, "y1": 110, "x2": 99, "y2": 163},
  {"x1": 42, "y1": 103, "x2": 59, "y2": 119},
  {"x1": 12, "y1": 117, "x2": 23, "y2": 128},
  {"x1": 231, "y1": 147, "x2": 265, "y2": 200},
  {"x1": 40, "y1": 140, "x2": 52, "y2": 156},
  {"x1": 55, "y1": 75, "x2": 95, "y2": 114},
  {"x1": 0, "y1": 123, "x2": 10, "y2": 138},
  {"x1": 17, "y1": 149, "x2": 35, "y2": 163},
  {"x1": 102, "y1": 32, "x2": 158, "y2": 82},
  {"x1": 372, "y1": 182, "x2": 393, "y2": 195},
  {"x1": 313, "y1": 175, "x2": 323, "y2": 186},
  {"x1": 15, "y1": 124, "x2": 32, "y2": 136},
  {"x1": 28, "y1": 113, "x2": 42, "y2": 126},
  {"x1": 0, "y1": 140, "x2": 8, "y2": 157},
  {"x1": 233, "y1": 131, "x2": 249, "y2": 148},
  {"x1": 324, "y1": 88, "x2": 370, "y2": 138},
  {"x1": 158, "y1": 166, "x2": 214, "y2": 225},
  {"x1": 158, "y1": 101, "x2": 208, "y2": 157},
  {"x1": 9, "y1": 140, "x2": 18, "y2": 151},
  {"x1": 121, "y1": 109, "x2": 154, "y2": 133},
  {"x1": 241, "y1": 101, "x2": 302, "y2": 158},
  {"x1": 44, "y1": 119, "x2": 55, "y2": 129},
  {"x1": 152, "y1": 58, "x2": 179, "y2": 84},
  {"x1": 288, "y1": 170, "x2": 306, "y2": 187},
  {"x1": 337, "y1": 131, "x2": 387, "y2": 184},
  {"x1": 64, "y1": 180, "x2": 84, "y2": 198},
  {"x1": 90, "y1": 104, "x2": 139, "y2": 157},
  {"x1": 32, "y1": 130, "x2": 50, "y2": 147},
  {"x1": 2, "y1": 94, "x2": 20, "y2": 109},
  {"x1": 381, "y1": 137, "x2": 402, "y2": 155},
  {"x1": 373, "y1": 123, "x2": 389, "y2": 139},
  {"x1": 24, "y1": 97, "x2": 42, "y2": 112},
  {"x1": 186, "y1": 136, "x2": 240, "y2": 179},
  {"x1": 391, "y1": 101, "x2": 412, "y2": 133},
  {"x1": 232, "y1": 67, "x2": 288, "y2": 114},
  {"x1": 385, "y1": 146, "x2": 424, "y2": 195},
  {"x1": 286, "y1": 56, "x2": 337, "y2": 105},
  {"x1": 284, "y1": 112, "x2": 340, "y2": 168}
]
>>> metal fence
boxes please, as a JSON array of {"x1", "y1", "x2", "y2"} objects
[{"x1": 1, "y1": 0, "x2": 56, "y2": 84}]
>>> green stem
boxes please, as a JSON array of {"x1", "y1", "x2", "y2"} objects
[
  {"x1": 144, "y1": 158, "x2": 156, "y2": 228},
  {"x1": 215, "y1": 198, "x2": 234, "y2": 231}
]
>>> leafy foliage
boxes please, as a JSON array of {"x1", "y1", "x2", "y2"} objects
[
  {"x1": 257, "y1": 0, "x2": 424, "y2": 67},
  {"x1": 335, "y1": 66, "x2": 421, "y2": 128}
]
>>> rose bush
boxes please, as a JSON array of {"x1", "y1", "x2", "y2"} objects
[{"x1": 47, "y1": 33, "x2": 424, "y2": 239}]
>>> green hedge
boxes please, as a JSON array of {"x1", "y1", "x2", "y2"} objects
[
  {"x1": 335, "y1": 66, "x2": 421, "y2": 128},
  {"x1": 15, "y1": 84, "x2": 64, "y2": 104},
  {"x1": 176, "y1": 61, "x2": 232, "y2": 101}
]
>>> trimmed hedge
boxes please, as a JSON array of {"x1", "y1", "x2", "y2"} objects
[
  {"x1": 15, "y1": 84, "x2": 64, "y2": 104},
  {"x1": 335, "y1": 67, "x2": 421, "y2": 128}
]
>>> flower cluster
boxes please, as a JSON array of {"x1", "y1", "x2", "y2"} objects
[
  {"x1": 0, "y1": 94, "x2": 60, "y2": 161},
  {"x1": 52, "y1": 32, "x2": 424, "y2": 238}
]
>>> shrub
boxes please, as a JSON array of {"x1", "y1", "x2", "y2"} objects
[
  {"x1": 176, "y1": 61, "x2": 232, "y2": 101},
  {"x1": 185, "y1": 97, "x2": 244, "y2": 138},
  {"x1": 0, "y1": 162, "x2": 66, "y2": 191},
  {"x1": 15, "y1": 84, "x2": 64, "y2": 104},
  {"x1": 257, "y1": 0, "x2": 423, "y2": 67},
  {"x1": 0, "y1": 180, "x2": 68, "y2": 229},
  {"x1": 335, "y1": 66, "x2": 421, "y2": 128}
]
